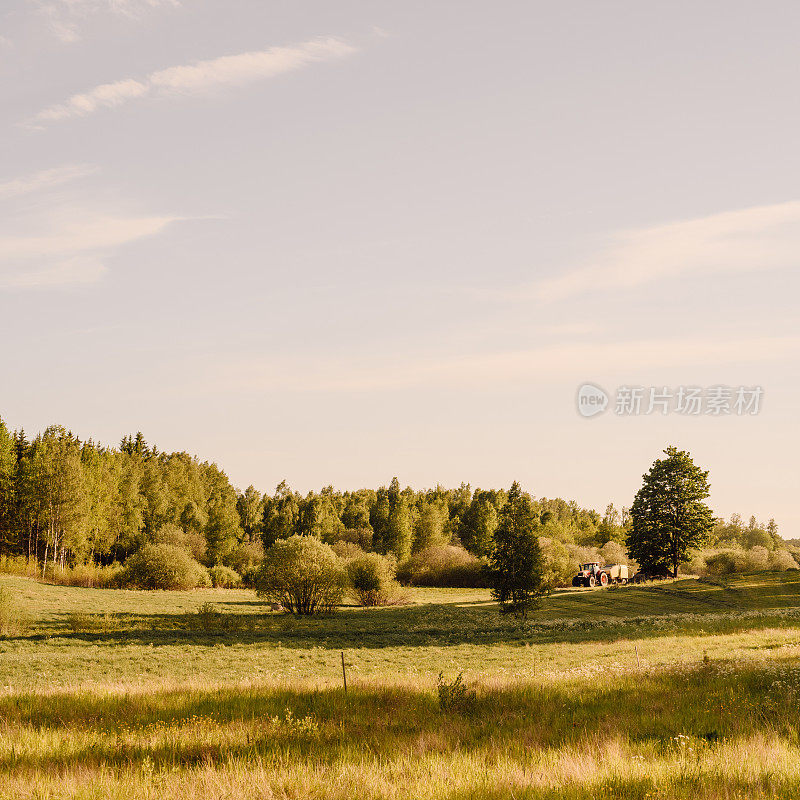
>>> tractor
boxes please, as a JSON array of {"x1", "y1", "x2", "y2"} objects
[{"x1": 571, "y1": 562, "x2": 629, "y2": 587}]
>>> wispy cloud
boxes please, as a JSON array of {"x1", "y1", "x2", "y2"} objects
[
  {"x1": 529, "y1": 202, "x2": 800, "y2": 302},
  {"x1": 207, "y1": 335, "x2": 800, "y2": 395},
  {"x1": 0, "y1": 164, "x2": 179, "y2": 289},
  {"x1": 31, "y1": 0, "x2": 180, "y2": 43},
  {"x1": 31, "y1": 36, "x2": 357, "y2": 124},
  {"x1": 0, "y1": 164, "x2": 97, "y2": 199}
]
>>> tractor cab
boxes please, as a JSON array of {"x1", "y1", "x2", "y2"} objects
[{"x1": 572, "y1": 562, "x2": 604, "y2": 588}]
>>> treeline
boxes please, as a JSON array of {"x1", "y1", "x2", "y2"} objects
[
  {"x1": 0, "y1": 421, "x2": 618, "y2": 575},
  {"x1": 0, "y1": 419, "x2": 794, "y2": 585}
]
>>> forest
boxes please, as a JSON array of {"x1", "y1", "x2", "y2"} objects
[{"x1": 0, "y1": 419, "x2": 795, "y2": 587}]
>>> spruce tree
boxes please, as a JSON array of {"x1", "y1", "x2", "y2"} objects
[{"x1": 487, "y1": 482, "x2": 543, "y2": 618}]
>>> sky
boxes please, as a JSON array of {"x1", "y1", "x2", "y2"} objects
[{"x1": 1, "y1": 1, "x2": 799, "y2": 534}]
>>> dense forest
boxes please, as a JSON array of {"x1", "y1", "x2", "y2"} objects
[{"x1": 0, "y1": 419, "x2": 794, "y2": 585}]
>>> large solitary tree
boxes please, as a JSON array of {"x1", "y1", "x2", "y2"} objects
[
  {"x1": 627, "y1": 446, "x2": 714, "y2": 577},
  {"x1": 487, "y1": 482, "x2": 543, "y2": 618}
]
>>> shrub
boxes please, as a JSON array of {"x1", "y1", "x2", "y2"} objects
[
  {"x1": 399, "y1": 545, "x2": 487, "y2": 587},
  {"x1": 0, "y1": 556, "x2": 39, "y2": 579},
  {"x1": 332, "y1": 541, "x2": 365, "y2": 561},
  {"x1": 599, "y1": 541, "x2": 629, "y2": 566},
  {"x1": 538, "y1": 537, "x2": 573, "y2": 591},
  {"x1": 0, "y1": 588, "x2": 30, "y2": 636},
  {"x1": 699, "y1": 546, "x2": 799, "y2": 576},
  {"x1": 254, "y1": 535, "x2": 345, "y2": 615},
  {"x1": 346, "y1": 552, "x2": 406, "y2": 606},
  {"x1": 437, "y1": 672, "x2": 476, "y2": 713},
  {"x1": 209, "y1": 565, "x2": 242, "y2": 588},
  {"x1": 225, "y1": 541, "x2": 264, "y2": 576},
  {"x1": 769, "y1": 549, "x2": 799, "y2": 571},
  {"x1": 151, "y1": 523, "x2": 207, "y2": 562},
  {"x1": 120, "y1": 544, "x2": 211, "y2": 590},
  {"x1": 335, "y1": 528, "x2": 374, "y2": 551},
  {"x1": 49, "y1": 563, "x2": 122, "y2": 588}
]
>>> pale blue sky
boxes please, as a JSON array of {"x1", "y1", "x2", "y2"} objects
[{"x1": 1, "y1": 1, "x2": 798, "y2": 533}]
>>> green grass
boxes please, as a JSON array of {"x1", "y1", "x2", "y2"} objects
[{"x1": 2, "y1": 571, "x2": 800, "y2": 798}]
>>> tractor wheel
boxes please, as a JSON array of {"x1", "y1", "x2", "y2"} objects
[
  {"x1": 571, "y1": 577, "x2": 582, "y2": 587},
  {"x1": 588, "y1": 575, "x2": 596, "y2": 588},
  {"x1": 600, "y1": 572, "x2": 609, "y2": 587}
]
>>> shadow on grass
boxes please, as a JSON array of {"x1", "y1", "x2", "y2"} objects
[{"x1": 8, "y1": 594, "x2": 800, "y2": 653}]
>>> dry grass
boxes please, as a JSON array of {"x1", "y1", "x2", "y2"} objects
[{"x1": 0, "y1": 661, "x2": 800, "y2": 798}]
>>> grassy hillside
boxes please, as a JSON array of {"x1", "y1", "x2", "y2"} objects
[{"x1": 2, "y1": 571, "x2": 800, "y2": 797}]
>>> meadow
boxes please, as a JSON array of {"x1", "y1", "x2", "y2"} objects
[{"x1": 2, "y1": 572, "x2": 800, "y2": 798}]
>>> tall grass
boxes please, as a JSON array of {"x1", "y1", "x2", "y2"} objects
[
  {"x1": 0, "y1": 661, "x2": 799, "y2": 798},
  {"x1": 0, "y1": 555, "x2": 121, "y2": 587}
]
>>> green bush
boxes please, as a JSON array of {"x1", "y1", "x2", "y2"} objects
[
  {"x1": 150, "y1": 523, "x2": 207, "y2": 562},
  {"x1": 254, "y1": 535, "x2": 345, "y2": 615},
  {"x1": 119, "y1": 544, "x2": 211, "y2": 590},
  {"x1": 699, "y1": 547, "x2": 799, "y2": 577},
  {"x1": 209, "y1": 565, "x2": 242, "y2": 588},
  {"x1": 225, "y1": 542, "x2": 264, "y2": 577},
  {"x1": 399, "y1": 545, "x2": 487, "y2": 587},
  {"x1": 346, "y1": 552, "x2": 405, "y2": 606},
  {"x1": 437, "y1": 672, "x2": 476, "y2": 713}
]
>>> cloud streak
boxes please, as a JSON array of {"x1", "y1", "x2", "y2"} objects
[
  {"x1": 0, "y1": 164, "x2": 179, "y2": 289},
  {"x1": 32, "y1": 0, "x2": 180, "y2": 43},
  {"x1": 32, "y1": 37, "x2": 357, "y2": 124},
  {"x1": 0, "y1": 164, "x2": 97, "y2": 199},
  {"x1": 530, "y1": 201, "x2": 800, "y2": 302}
]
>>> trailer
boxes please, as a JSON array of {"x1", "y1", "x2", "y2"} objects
[{"x1": 571, "y1": 562, "x2": 629, "y2": 588}]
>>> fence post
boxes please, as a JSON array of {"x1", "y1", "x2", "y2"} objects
[{"x1": 341, "y1": 651, "x2": 347, "y2": 693}]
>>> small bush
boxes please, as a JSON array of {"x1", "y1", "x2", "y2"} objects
[
  {"x1": 119, "y1": 544, "x2": 211, "y2": 590},
  {"x1": 0, "y1": 588, "x2": 31, "y2": 636},
  {"x1": 437, "y1": 672, "x2": 476, "y2": 713},
  {"x1": 399, "y1": 546, "x2": 487, "y2": 587},
  {"x1": 346, "y1": 552, "x2": 407, "y2": 606},
  {"x1": 769, "y1": 549, "x2": 799, "y2": 571},
  {"x1": 254, "y1": 535, "x2": 345, "y2": 615},
  {"x1": 209, "y1": 565, "x2": 242, "y2": 588}
]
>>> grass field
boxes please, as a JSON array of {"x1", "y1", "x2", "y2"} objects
[{"x1": 2, "y1": 572, "x2": 800, "y2": 798}]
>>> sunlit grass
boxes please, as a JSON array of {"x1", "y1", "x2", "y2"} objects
[{"x1": 2, "y1": 571, "x2": 800, "y2": 797}]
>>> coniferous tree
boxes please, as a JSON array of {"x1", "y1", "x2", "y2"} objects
[
  {"x1": 487, "y1": 482, "x2": 543, "y2": 618},
  {"x1": 627, "y1": 446, "x2": 714, "y2": 577}
]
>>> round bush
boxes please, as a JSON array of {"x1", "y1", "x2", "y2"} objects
[
  {"x1": 121, "y1": 544, "x2": 211, "y2": 590},
  {"x1": 400, "y1": 545, "x2": 487, "y2": 587},
  {"x1": 254, "y1": 535, "x2": 345, "y2": 615},
  {"x1": 347, "y1": 552, "x2": 397, "y2": 606},
  {"x1": 209, "y1": 565, "x2": 242, "y2": 588}
]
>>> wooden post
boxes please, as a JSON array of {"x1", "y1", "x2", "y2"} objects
[
  {"x1": 635, "y1": 644, "x2": 641, "y2": 668},
  {"x1": 341, "y1": 651, "x2": 347, "y2": 693}
]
